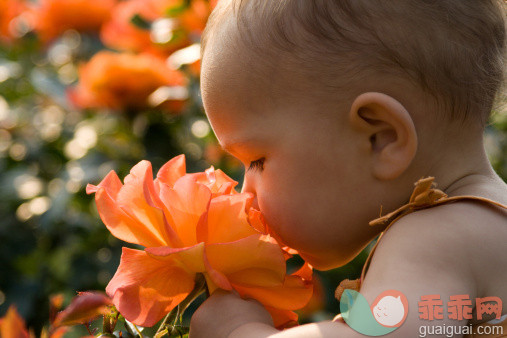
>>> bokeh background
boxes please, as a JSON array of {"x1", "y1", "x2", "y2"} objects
[{"x1": 0, "y1": 0, "x2": 505, "y2": 336}]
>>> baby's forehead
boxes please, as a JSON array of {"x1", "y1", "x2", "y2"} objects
[
  {"x1": 202, "y1": 21, "x2": 342, "y2": 112},
  {"x1": 201, "y1": 1, "x2": 396, "y2": 112}
]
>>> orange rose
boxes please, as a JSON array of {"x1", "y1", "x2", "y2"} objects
[
  {"x1": 0, "y1": 305, "x2": 70, "y2": 338},
  {"x1": 0, "y1": 306, "x2": 31, "y2": 338},
  {"x1": 0, "y1": 0, "x2": 27, "y2": 43},
  {"x1": 87, "y1": 155, "x2": 313, "y2": 328},
  {"x1": 31, "y1": 0, "x2": 117, "y2": 43},
  {"x1": 69, "y1": 51, "x2": 186, "y2": 112},
  {"x1": 178, "y1": 0, "x2": 215, "y2": 34},
  {"x1": 101, "y1": 0, "x2": 214, "y2": 57},
  {"x1": 102, "y1": 0, "x2": 186, "y2": 56}
]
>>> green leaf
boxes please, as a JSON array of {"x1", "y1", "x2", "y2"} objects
[
  {"x1": 165, "y1": 1, "x2": 191, "y2": 17},
  {"x1": 130, "y1": 14, "x2": 152, "y2": 30}
]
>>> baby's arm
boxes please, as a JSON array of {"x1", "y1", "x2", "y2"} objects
[{"x1": 190, "y1": 207, "x2": 475, "y2": 337}]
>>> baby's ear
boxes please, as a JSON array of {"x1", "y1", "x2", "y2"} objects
[{"x1": 349, "y1": 92, "x2": 417, "y2": 180}]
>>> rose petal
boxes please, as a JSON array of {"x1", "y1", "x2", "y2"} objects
[
  {"x1": 190, "y1": 168, "x2": 238, "y2": 197},
  {"x1": 0, "y1": 306, "x2": 30, "y2": 338},
  {"x1": 195, "y1": 208, "x2": 208, "y2": 243},
  {"x1": 53, "y1": 292, "x2": 112, "y2": 327},
  {"x1": 93, "y1": 187, "x2": 166, "y2": 247},
  {"x1": 293, "y1": 262, "x2": 313, "y2": 281},
  {"x1": 116, "y1": 161, "x2": 172, "y2": 246},
  {"x1": 213, "y1": 169, "x2": 238, "y2": 194},
  {"x1": 233, "y1": 265, "x2": 313, "y2": 310},
  {"x1": 141, "y1": 163, "x2": 183, "y2": 247},
  {"x1": 155, "y1": 154, "x2": 186, "y2": 187},
  {"x1": 205, "y1": 235, "x2": 286, "y2": 287},
  {"x1": 203, "y1": 249, "x2": 232, "y2": 291},
  {"x1": 106, "y1": 248, "x2": 195, "y2": 327},
  {"x1": 216, "y1": 181, "x2": 237, "y2": 196},
  {"x1": 248, "y1": 208, "x2": 267, "y2": 234},
  {"x1": 248, "y1": 207, "x2": 290, "y2": 248},
  {"x1": 204, "y1": 193, "x2": 257, "y2": 244},
  {"x1": 264, "y1": 306, "x2": 299, "y2": 330},
  {"x1": 49, "y1": 327, "x2": 68, "y2": 338},
  {"x1": 86, "y1": 170, "x2": 122, "y2": 198},
  {"x1": 204, "y1": 274, "x2": 219, "y2": 294},
  {"x1": 88, "y1": 162, "x2": 183, "y2": 248},
  {"x1": 49, "y1": 293, "x2": 65, "y2": 324},
  {"x1": 297, "y1": 272, "x2": 325, "y2": 317},
  {"x1": 146, "y1": 243, "x2": 206, "y2": 274},
  {"x1": 159, "y1": 176, "x2": 211, "y2": 246}
]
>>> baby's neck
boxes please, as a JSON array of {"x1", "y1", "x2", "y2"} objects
[{"x1": 424, "y1": 134, "x2": 505, "y2": 199}]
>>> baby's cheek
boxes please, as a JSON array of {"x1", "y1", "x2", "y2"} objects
[
  {"x1": 257, "y1": 168, "x2": 329, "y2": 254},
  {"x1": 258, "y1": 190, "x2": 294, "y2": 239},
  {"x1": 259, "y1": 191, "x2": 316, "y2": 250}
]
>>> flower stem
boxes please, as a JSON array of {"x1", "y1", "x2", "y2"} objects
[
  {"x1": 154, "y1": 327, "x2": 169, "y2": 338},
  {"x1": 177, "y1": 273, "x2": 207, "y2": 323},
  {"x1": 155, "y1": 273, "x2": 207, "y2": 336},
  {"x1": 156, "y1": 306, "x2": 179, "y2": 335},
  {"x1": 84, "y1": 323, "x2": 93, "y2": 336},
  {"x1": 132, "y1": 323, "x2": 144, "y2": 338}
]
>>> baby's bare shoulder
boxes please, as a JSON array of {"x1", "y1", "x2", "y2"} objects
[
  {"x1": 370, "y1": 199, "x2": 507, "y2": 297},
  {"x1": 359, "y1": 194, "x2": 507, "y2": 331},
  {"x1": 382, "y1": 200, "x2": 507, "y2": 258}
]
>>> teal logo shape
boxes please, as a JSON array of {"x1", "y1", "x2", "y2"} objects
[{"x1": 340, "y1": 289, "x2": 408, "y2": 336}]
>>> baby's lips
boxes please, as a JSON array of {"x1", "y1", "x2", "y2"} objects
[
  {"x1": 247, "y1": 208, "x2": 298, "y2": 262},
  {"x1": 247, "y1": 208, "x2": 292, "y2": 253}
]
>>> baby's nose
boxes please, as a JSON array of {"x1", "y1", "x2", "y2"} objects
[
  {"x1": 241, "y1": 176, "x2": 259, "y2": 209},
  {"x1": 240, "y1": 174, "x2": 254, "y2": 194}
]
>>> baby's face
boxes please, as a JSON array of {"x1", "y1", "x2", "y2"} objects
[{"x1": 201, "y1": 32, "x2": 382, "y2": 269}]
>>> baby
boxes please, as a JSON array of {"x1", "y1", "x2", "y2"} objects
[{"x1": 190, "y1": 0, "x2": 507, "y2": 337}]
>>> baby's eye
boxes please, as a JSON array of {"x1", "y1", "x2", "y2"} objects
[{"x1": 247, "y1": 157, "x2": 265, "y2": 172}]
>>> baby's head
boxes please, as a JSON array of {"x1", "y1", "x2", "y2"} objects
[{"x1": 200, "y1": 0, "x2": 506, "y2": 269}]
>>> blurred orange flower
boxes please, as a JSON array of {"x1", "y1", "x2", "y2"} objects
[
  {"x1": 31, "y1": 0, "x2": 117, "y2": 43},
  {"x1": 0, "y1": 306, "x2": 31, "y2": 338},
  {"x1": 69, "y1": 51, "x2": 186, "y2": 112},
  {"x1": 0, "y1": 0, "x2": 27, "y2": 43},
  {"x1": 0, "y1": 305, "x2": 69, "y2": 338},
  {"x1": 101, "y1": 0, "x2": 214, "y2": 57},
  {"x1": 87, "y1": 155, "x2": 313, "y2": 328},
  {"x1": 178, "y1": 0, "x2": 216, "y2": 34}
]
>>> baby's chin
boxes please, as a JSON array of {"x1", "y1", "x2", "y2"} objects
[{"x1": 298, "y1": 250, "x2": 349, "y2": 271}]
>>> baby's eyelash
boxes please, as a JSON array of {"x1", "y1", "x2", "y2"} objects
[{"x1": 247, "y1": 157, "x2": 265, "y2": 172}]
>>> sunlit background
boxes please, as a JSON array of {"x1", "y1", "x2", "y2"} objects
[{"x1": 0, "y1": 0, "x2": 505, "y2": 336}]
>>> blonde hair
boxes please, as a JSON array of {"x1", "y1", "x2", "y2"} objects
[{"x1": 203, "y1": 0, "x2": 506, "y2": 126}]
